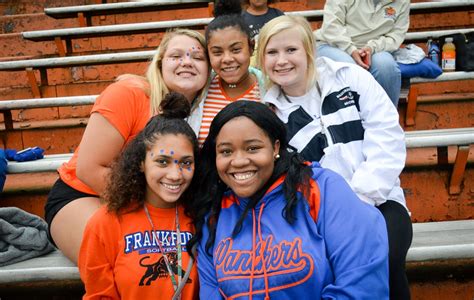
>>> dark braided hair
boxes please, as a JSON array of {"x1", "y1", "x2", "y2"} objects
[
  {"x1": 103, "y1": 92, "x2": 198, "y2": 215},
  {"x1": 187, "y1": 101, "x2": 312, "y2": 255}
]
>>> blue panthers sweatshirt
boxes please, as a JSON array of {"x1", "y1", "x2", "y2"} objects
[{"x1": 197, "y1": 163, "x2": 389, "y2": 299}]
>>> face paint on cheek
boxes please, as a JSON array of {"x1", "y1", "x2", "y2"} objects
[
  {"x1": 170, "y1": 151, "x2": 175, "y2": 155},
  {"x1": 160, "y1": 149, "x2": 164, "y2": 154},
  {"x1": 187, "y1": 167, "x2": 192, "y2": 172},
  {"x1": 174, "y1": 160, "x2": 178, "y2": 164},
  {"x1": 150, "y1": 152, "x2": 154, "y2": 157}
]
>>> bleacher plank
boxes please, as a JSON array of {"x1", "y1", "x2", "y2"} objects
[
  {"x1": 404, "y1": 127, "x2": 474, "y2": 148},
  {"x1": 0, "y1": 250, "x2": 79, "y2": 285},
  {"x1": 0, "y1": 95, "x2": 96, "y2": 110},
  {"x1": 1, "y1": 220, "x2": 472, "y2": 288},
  {"x1": 0, "y1": 50, "x2": 154, "y2": 71},
  {"x1": 5, "y1": 128, "x2": 472, "y2": 174},
  {"x1": 6, "y1": 154, "x2": 72, "y2": 174},
  {"x1": 407, "y1": 220, "x2": 474, "y2": 262},
  {"x1": 21, "y1": 2, "x2": 474, "y2": 52},
  {"x1": 45, "y1": 0, "x2": 210, "y2": 20}
]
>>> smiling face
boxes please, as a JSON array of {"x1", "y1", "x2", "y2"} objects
[
  {"x1": 162, "y1": 34, "x2": 209, "y2": 101},
  {"x1": 208, "y1": 27, "x2": 252, "y2": 84},
  {"x1": 263, "y1": 28, "x2": 308, "y2": 96},
  {"x1": 215, "y1": 117, "x2": 280, "y2": 198},
  {"x1": 142, "y1": 134, "x2": 195, "y2": 208}
]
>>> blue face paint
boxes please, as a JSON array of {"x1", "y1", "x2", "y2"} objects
[
  {"x1": 187, "y1": 167, "x2": 192, "y2": 172},
  {"x1": 170, "y1": 151, "x2": 174, "y2": 155},
  {"x1": 160, "y1": 149, "x2": 164, "y2": 154},
  {"x1": 174, "y1": 159, "x2": 178, "y2": 164},
  {"x1": 150, "y1": 152, "x2": 154, "y2": 157}
]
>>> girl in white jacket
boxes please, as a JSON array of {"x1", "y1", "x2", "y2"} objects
[{"x1": 258, "y1": 15, "x2": 412, "y2": 300}]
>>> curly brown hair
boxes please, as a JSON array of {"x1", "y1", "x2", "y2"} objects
[{"x1": 102, "y1": 92, "x2": 199, "y2": 215}]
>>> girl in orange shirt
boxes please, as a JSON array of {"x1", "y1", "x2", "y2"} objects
[
  {"x1": 45, "y1": 29, "x2": 209, "y2": 264},
  {"x1": 79, "y1": 92, "x2": 199, "y2": 300}
]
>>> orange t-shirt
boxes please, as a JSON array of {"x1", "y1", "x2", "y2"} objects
[
  {"x1": 78, "y1": 204, "x2": 198, "y2": 300},
  {"x1": 58, "y1": 79, "x2": 151, "y2": 195},
  {"x1": 198, "y1": 75, "x2": 261, "y2": 144}
]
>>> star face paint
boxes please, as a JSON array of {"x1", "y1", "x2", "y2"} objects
[
  {"x1": 161, "y1": 35, "x2": 208, "y2": 102},
  {"x1": 142, "y1": 134, "x2": 195, "y2": 208}
]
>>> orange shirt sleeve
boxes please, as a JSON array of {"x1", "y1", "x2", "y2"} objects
[
  {"x1": 91, "y1": 80, "x2": 150, "y2": 141},
  {"x1": 78, "y1": 208, "x2": 121, "y2": 300}
]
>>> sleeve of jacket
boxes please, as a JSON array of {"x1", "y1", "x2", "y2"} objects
[
  {"x1": 197, "y1": 222, "x2": 224, "y2": 300},
  {"x1": 78, "y1": 209, "x2": 121, "y2": 300},
  {"x1": 345, "y1": 65, "x2": 406, "y2": 206},
  {"x1": 366, "y1": 0, "x2": 410, "y2": 53},
  {"x1": 315, "y1": 169, "x2": 389, "y2": 299},
  {"x1": 316, "y1": 0, "x2": 358, "y2": 55}
]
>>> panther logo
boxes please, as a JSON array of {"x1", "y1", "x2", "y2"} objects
[{"x1": 138, "y1": 253, "x2": 192, "y2": 286}]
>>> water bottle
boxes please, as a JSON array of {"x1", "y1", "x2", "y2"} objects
[{"x1": 427, "y1": 39, "x2": 440, "y2": 66}]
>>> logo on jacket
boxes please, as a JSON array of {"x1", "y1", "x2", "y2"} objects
[
  {"x1": 214, "y1": 235, "x2": 314, "y2": 297},
  {"x1": 384, "y1": 6, "x2": 397, "y2": 19},
  {"x1": 336, "y1": 87, "x2": 355, "y2": 106},
  {"x1": 138, "y1": 253, "x2": 192, "y2": 286}
]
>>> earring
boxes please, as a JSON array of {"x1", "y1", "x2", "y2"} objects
[{"x1": 274, "y1": 154, "x2": 280, "y2": 160}]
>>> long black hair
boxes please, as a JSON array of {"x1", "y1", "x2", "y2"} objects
[
  {"x1": 187, "y1": 101, "x2": 312, "y2": 254},
  {"x1": 103, "y1": 92, "x2": 199, "y2": 215},
  {"x1": 206, "y1": 0, "x2": 253, "y2": 47}
]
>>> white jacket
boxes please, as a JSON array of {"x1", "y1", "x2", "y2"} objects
[{"x1": 264, "y1": 57, "x2": 407, "y2": 208}]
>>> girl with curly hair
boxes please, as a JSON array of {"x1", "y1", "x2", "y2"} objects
[{"x1": 79, "y1": 92, "x2": 200, "y2": 300}]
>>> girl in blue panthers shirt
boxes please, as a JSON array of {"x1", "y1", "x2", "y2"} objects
[{"x1": 188, "y1": 101, "x2": 389, "y2": 299}]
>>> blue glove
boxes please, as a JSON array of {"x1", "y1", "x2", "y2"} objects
[
  {"x1": 5, "y1": 149, "x2": 17, "y2": 161},
  {"x1": 13, "y1": 147, "x2": 44, "y2": 162},
  {"x1": 0, "y1": 149, "x2": 7, "y2": 192}
]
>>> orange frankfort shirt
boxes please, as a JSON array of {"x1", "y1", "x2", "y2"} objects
[{"x1": 78, "y1": 204, "x2": 198, "y2": 300}]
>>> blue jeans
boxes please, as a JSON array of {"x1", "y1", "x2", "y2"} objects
[{"x1": 317, "y1": 44, "x2": 401, "y2": 107}]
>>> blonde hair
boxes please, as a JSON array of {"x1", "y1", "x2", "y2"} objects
[
  {"x1": 257, "y1": 15, "x2": 317, "y2": 92},
  {"x1": 147, "y1": 28, "x2": 210, "y2": 115},
  {"x1": 117, "y1": 29, "x2": 208, "y2": 116}
]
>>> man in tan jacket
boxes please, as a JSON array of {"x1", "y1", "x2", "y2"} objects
[{"x1": 315, "y1": 0, "x2": 410, "y2": 108}]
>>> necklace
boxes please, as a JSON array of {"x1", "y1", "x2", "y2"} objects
[
  {"x1": 144, "y1": 204, "x2": 185, "y2": 298},
  {"x1": 221, "y1": 71, "x2": 251, "y2": 89}
]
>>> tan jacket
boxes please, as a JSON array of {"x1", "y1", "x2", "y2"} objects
[{"x1": 314, "y1": 0, "x2": 410, "y2": 55}]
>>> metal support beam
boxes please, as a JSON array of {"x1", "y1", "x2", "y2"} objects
[
  {"x1": 25, "y1": 68, "x2": 41, "y2": 98},
  {"x1": 449, "y1": 145, "x2": 470, "y2": 194},
  {"x1": 406, "y1": 85, "x2": 418, "y2": 126}
]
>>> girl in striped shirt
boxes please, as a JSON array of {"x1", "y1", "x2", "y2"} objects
[{"x1": 187, "y1": 0, "x2": 265, "y2": 144}]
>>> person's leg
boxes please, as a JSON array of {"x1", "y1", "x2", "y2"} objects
[
  {"x1": 369, "y1": 52, "x2": 401, "y2": 107},
  {"x1": 377, "y1": 200, "x2": 413, "y2": 300},
  {"x1": 316, "y1": 44, "x2": 356, "y2": 64},
  {"x1": 50, "y1": 196, "x2": 102, "y2": 264}
]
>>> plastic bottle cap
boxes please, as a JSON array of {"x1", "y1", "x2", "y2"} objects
[{"x1": 445, "y1": 37, "x2": 453, "y2": 42}]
